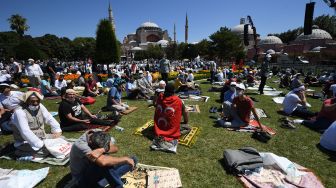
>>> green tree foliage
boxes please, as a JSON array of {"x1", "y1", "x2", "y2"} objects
[
  {"x1": 35, "y1": 34, "x2": 73, "y2": 60},
  {"x1": 194, "y1": 39, "x2": 212, "y2": 60},
  {"x1": 8, "y1": 14, "x2": 29, "y2": 37},
  {"x1": 146, "y1": 45, "x2": 164, "y2": 59},
  {"x1": 72, "y1": 37, "x2": 96, "y2": 60},
  {"x1": 269, "y1": 28, "x2": 303, "y2": 44},
  {"x1": 134, "y1": 50, "x2": 148, "y2": 61},
  {"x1": 209, "y1": 27, "x2": 245, "y2": 61},
  {"x1": 95, "y1": 19, "x2": 120, "y2": 64},
  {"x1": 165, "y1": 43, "x2": 178, "y2": 60},
  {"x1": 15, "y1": 39, "x2": 45, "y2": 60},
  {"x1": 0, "y1": 31, "x2": 21, "y2": 58},
  {"x1": 313, "y1": 14, "x2": 336, "y2": 39}
]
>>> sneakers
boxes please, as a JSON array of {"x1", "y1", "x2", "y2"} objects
[
  {"x1": 150, "y1": 137, "x2": 177, "y2": 154},
  {"x1": 280, "y1": 117, "x2": 296, "y2": 129},
  {"x1": 209, "y1": 106, "x2": 218, "y2": 113}
]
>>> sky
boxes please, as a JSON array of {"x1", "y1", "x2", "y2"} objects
[{"x1": 0, "y1": 0, "x2": 334, "y2": 43}]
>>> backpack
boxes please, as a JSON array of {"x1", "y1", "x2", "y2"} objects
[{"x1": 223, "y1": 147, "x2": 263, "y2": 175}]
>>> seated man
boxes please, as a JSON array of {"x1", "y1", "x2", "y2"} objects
[
  {"x1": 83, "y1": 75, "x2": 99, "y2": 97},
  {"x1": 279, "y1": 72, "x2": 291, "y2": 88},
  {"x1": 151, "y1": 84, "x2": 189, "y2": 153},
  {"x1": 0, "y1": 70, "x2": 12, "y2": 84},
  {"x1": 319, "y1": 121, "x2": 336, "y2": 153},
  {"x1": 107, "y1": 82, "x2": 129, "y2": 112},
  {"x1": 290, "y1": 73, "x2": 303, "y2": 90},
  {"x1": 282, "y1": 85, "x2": 316, "y2": 119},
  {"x1": 59, "y1": 89, "x2": 112, "y2": 132},
  {"x1": 300, "y1": 97, "x2": 336, "y2": 131},
  {"x1": 137, "y1": 71, "x2": 154, "y2": 96},
  {"x1": 70, "y1": 130, "x2": 137, "y2": 187},
  {"x1": 40, "y1": 74, "x2": 59, "y2": 97},
  {"x1": 0, "y1": 83, "x2": 24, "y2": 134},
  {"x1": 12, "y1": 91, "x2": 62, "y2": 157},
  {"x1": 186, "y1": 70, "x2": 194, "y2": 82},
  {"x1": 54, "y1": 74, "x2": 67, "y2": 93},
  {"x1": 223, "y1": 82, "x2": 237, "y2": 103},
  {"x1": 246, "y1": 71, "x2": 256, "y2": 87},
  {"x1": 125, "y1": 76, "x2": 149, "y2": 99},
  {"x1": 215, "y1": 69, "x2": 224, "y2": 82},
  {"x1": 218, "y1": 83, "x2": 263, "y2": 129}
]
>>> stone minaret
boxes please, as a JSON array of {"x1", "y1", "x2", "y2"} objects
[
  {"x1": 174, "y1": 23, "x2": 176, "y2": 43},
  {"x1": 185, "y1": 13, "x2": 188, "y2": 44},
  {"x1": 108, "y1": 1, "x2": 116, "y2": 32}
]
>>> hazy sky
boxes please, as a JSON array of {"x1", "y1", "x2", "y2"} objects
[{"x1": 0, "y1": 0, "x2": 334, "y2": 42}]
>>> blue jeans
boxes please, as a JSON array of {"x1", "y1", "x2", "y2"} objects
[
  {"x1": 78, "y1": 156, "x2": 138, "y2": 188},
  {"x1": 302, "y1": 117, "x2": 334, "y2": 132}
]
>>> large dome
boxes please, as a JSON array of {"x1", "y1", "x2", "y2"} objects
[
  {"x1": 140, "y1": 22, "x2": 159, "y2": 28},
  {"x1": 259, "y1": 36, "x2": 283, "y2": 45},
  {"x1": 231, "y1": 24, "x2": 253, "y2": 35},
  {"x1": 296, "y1": 29, "x2": 332, "y2": 41}
]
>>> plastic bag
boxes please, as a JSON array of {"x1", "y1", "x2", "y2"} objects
[{"x1": 44, "y1": 138, "x2": 72, "y2": 159}]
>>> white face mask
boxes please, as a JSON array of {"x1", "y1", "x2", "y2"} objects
[
  {"x1": 237, "y1": 90, "x2": 244, "y2": 96},
  {"x1": 28, "y1": 105, "x2": 39, "y2": 111}
]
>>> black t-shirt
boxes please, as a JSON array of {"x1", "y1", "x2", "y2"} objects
[
  {"x1": 46, "y1": 61, "x2": 56, "y2": 74},
  {"x1": 58, "y1": 99, "x2": 83, "y2": 126}
]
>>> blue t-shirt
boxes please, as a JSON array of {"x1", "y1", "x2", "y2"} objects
[
  {"x1": 40, "y1": 80, "x2": 51, "y2": 95},
  {"x1": 126, "y1": 82, "x2": 136, "y2": 96},
  {"x1": 106, "y1": 78, "x2": 114, "y2": 88},
  {"x1": 107, "y1": 86, "x2": 121, "y2": 107},
  {"x1": 224, "y1": 90, "x2": 237, "y2": 103}
]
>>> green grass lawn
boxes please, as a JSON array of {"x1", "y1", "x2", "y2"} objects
[{"x1": 0, "y1": 78, "x2": 335, "y2": 188}]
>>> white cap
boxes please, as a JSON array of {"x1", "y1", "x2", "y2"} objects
[
  {"x1": 236, "y1": 83, "x2": 246, "y2": 90},
  {"x1": 159, "y1": 80, "x2": 166, "y2": 85},
  {"x1": 28, "y1": 58, "x2": 35, "y2": 62},
  {"x1": 139, "y1": 70, "x2": 144, "y2": 74},
  {"x1": 230, "y1": 82, "x2": 237, "y2": 86},
  {"x1": 266, "y1": 54, "x2": 272, "y2": 58}
]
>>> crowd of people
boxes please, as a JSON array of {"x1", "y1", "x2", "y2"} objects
[{"x1": 0, "y1": 54, "x2": 335, "y2": 187}]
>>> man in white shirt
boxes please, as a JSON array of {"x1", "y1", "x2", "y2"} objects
[
  {"x1": 25, "y1": 58, "x2": 44, "y2": 88},
  {"x1": 0, "y1": 70, "x2": 11, "y2": 84},
  {"x1": 282, "y1": 85, "x2": 316, "y2": 119},
  {"x1": 10, "y1": 57, "x2": 22, "y2": 84},
  {"x1": 12, "y1": 91, "x2": 62, "y2": 157},
  {"x1": 54, "y1": 74, "x2": 67, "y2": 92},
  {"x1": 0, "y1": 83, "x2": 23, "y2": 133}
]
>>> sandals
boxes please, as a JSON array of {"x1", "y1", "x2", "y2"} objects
[{"x1": 279, "y1": 117, "x2": 296, "y2": 129}]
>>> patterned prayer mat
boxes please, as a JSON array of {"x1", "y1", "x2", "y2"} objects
[
  {"x1": 250, "y1": 108, "x2": 268, "y2": 120},
  {"x1": 185, "y1": 105, "x2": 200, "y2": 113},
  {"x1": 227, "y1": 120, "x2": 276, "y2": 135},
  {"x1": 134, "y1": 120, "x2": 200, "y2": 147}
]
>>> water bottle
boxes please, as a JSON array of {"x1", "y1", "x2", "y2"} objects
[
  {"x1": 17, "y1": 156, "x2": 34, "y2": 161},
  {"x1": 115, "y1": 126, "x2": 124, "y2": 132}
]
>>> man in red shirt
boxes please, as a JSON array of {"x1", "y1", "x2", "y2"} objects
[
  {"x1": 151, "y1": 84, "x2": 188, "y2": 153},
  {"x1": 301, "y1": 97, "x2": 336, "y2": 132},
  {"x1": 218, "y1": 83, "x2": 262, "y2": 129},
  {"x1": 83, "y1": 76, "x2": 99, "y2": 97}
]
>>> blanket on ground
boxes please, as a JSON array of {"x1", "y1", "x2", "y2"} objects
[
  {"x1": 185, "y1": 105, "x2": 200, "y2": 113},
  {"x1": 134, "y1": 120, "x2": 200, "y2": 147},
  {"x1": 227, "y1": 120, "x2": 276, "y2": 135},
  {"x1": 0, "y1": 167, "x2": 49, "y2": 188},
  {"x1": 181, "y1": 95, "x2": 210, "y2": 102},
  {"x1": 0, "y1": 139, "x2": 77, "y2": 166},
  {"x1": 272, "y1": 97, "x2": 312, "y2": 107},
  {"x1": 260, "y1": 91, "x2": 283, "y2": 96},
  {"x1": 247, "y1": 85, "x2": 276, "y2": 91},
  {"x1": 238, "y1": 152, "x2": 324, "y2": 188}
]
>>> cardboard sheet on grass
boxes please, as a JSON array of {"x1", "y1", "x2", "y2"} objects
[
  {"x1": 238, "y1": 152, "x2": 324, "y2": 188},
  {"x1": 250, "y1": 108, "x2": 268, "y2": 120},
  {"x1": 134, "y1": 120, "x2": 200, "y2": 147},
  {"x1": 0, "y1": 167, "x2": 49, "y2": 188},
  {"x1": 272, "y1": 97, "x2": 312, "y2": 107},
  {"x1": 227, "y1": 120, "x2": 276, "y2": 135},
  {"x1": 121, "y1": 163, "x2": 182, "y2": 188},
  {"x1": 185, "y1": 105, "x2": 200, "y2": 113},
  {"x1": 121, "y1": 106, "x2": 138, "y2": 115},
  {"x1": 0, "y1": 138, "x2": 77, "y2": 166},
  {"x1": 180, "y1": 95, "x2": 210, "y2": 102}
]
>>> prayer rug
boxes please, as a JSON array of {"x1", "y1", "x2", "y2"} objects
[
  {"x1": 250, "y1": 108, "x2": 267, "y2": 120},
  {"x1": 0, "y1": 139, "x2": 77, "y2": 166},
  {"x1": 134, "y1": 120, "x2": 200, "y2": 147},
  {"x1": 120, "y1": 163, "x2": 182, "y2": 188},
  {"x1": 273, "y1": 97, "x2": 312, "y2": 107},
  {"x1": 185, "y1": 105, "x2": 200, "y2": 113},
  {"x1": 121, "y1": 107, "x2": 138, "y2": 115},
  {"x1": 0, "y1": 167, "x2": 49, "y2": 188},
  {"x1": 227, "y1": 120, "x2": 276, "y2": 135},
  {"x1": 247, "y1": 85, "x2": 276, "y2": 91}
]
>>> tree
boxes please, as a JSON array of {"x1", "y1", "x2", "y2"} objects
[
  {"x1": 95, "y1": 19, "x2": 120, "y2": 64},
  {"x1": 15, "y1": 39, "x2": 45, "y2": 60},
  {"x1": 313, "y1": 14, "x2": 336, "y2": 39},
  {"x1": 209, "y1": 27, "x2": 245, "y2": 62},
  {"x1": 195, "y1": 39, "x2": 212, "y2": 59},
  {"x1": 146, "y1": 45, "x2": 164, "y2": 59},
  {"x1": 165, "y1": 43, "x2": 178, "y2": 60},
  {"x1": 72, "y1": 37, "x2": 96, "y2": 60},
  {"x1": 8, "y1": 14, "x2": 29, "y2": 37}
]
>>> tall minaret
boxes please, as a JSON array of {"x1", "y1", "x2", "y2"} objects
[
  {"x1": 185, "y1": 13, "x2": 188, "y2": 43},
  {"x1": 174, "y1": 23, "x2": 176, "y2": 43},
  {"x1": 108, "y1": 1, "x2": 116, "y2": 32}
]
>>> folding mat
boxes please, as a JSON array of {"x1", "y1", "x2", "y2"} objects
[
  {"x1": 185, "y1": 105, "x2": 200, "y2": 113},
  {"x1": 227, "y1": 120, "x2": 276, "y2": 135},
  {"x1": 134, "y1": 120, "x2": 200, "y2": 147},
  {"x1": 121, "y1": 107, "x2": 138, "y2": 115},
  {"x1": 0, "y1": 139, "x2": 77, "y2": 166},
  {"x1": 120, "y1": 163, "x2": 182, "y2": 188}
]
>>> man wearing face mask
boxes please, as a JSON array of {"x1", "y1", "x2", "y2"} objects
[
  {"x1": 258, "y1": 54, "x2": 271, "y2": 95},
  {"x1": 12, "y1": 91, "x2": 62, "y2": 157},
  {"x1": 218, "y1": 83, "x2": 263, "y2": 129},
  {"x1": 223, "y1": 82, "x2": 237, "y2": 103},
  {"x1": 54, "y1": 74, "x2": 67, "y2": 93}
]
